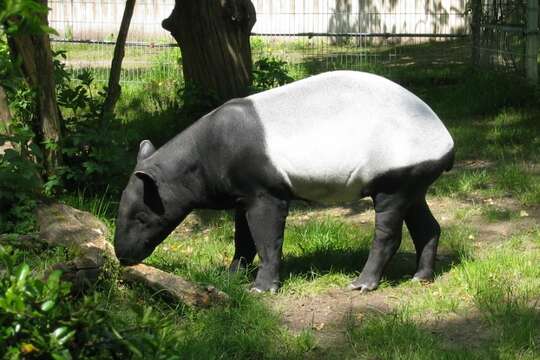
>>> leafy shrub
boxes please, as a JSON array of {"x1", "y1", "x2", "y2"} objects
[
  {"x1": 252, "y1": 56, "x2": 293, "y2": 91},
  {"x1": 0, "y1": 48, "x2": 133, "y2": 233},
  {"x1": 0, "y1": 245, "x2": 113, "y2": 359},
  {"x1": 0, "y1": 245, "x2": 188, "y2": 359},
  {"x1": 0, "y1": 37, "x2": 43, "y2": 234},
  {"x1": 55, "y1": 64, "x2": 134, "y2": 194}
]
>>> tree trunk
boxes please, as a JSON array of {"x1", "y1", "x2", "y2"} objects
[
  {"x1": 0, "y1": 85, "x2": 14, "y2": 156},
  {"x1": 0, "y1": 85, "x2": 11, "y2": 134},
  {"x1": 162, "y1": 0, "x2": 256, "y2": 103},
  {"x1": 102, "y1": 0, "x2": 137, "y2": 117},
  {"x1": 8, "y1": 0, "x2": 62, "y2": 176}
]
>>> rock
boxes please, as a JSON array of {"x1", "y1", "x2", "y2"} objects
[
  {"x1": 36, "y1": 202, "x2": 113, "y2": 267},
  {"x1": 35, "y1": 202, "x2": 228, "y2": 307}
]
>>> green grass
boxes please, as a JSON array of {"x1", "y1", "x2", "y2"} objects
[
  {"x1": 344, "y1": 312, "x2": 482, "y2": 359},
  {"x1": 432, "y1": 163, "x2": 540, "y2": 205},
  {"x1": 343, "y1": 231, "x2": 540, "y2": 359},
  {"x1": 481, "y1": 206, "x2": 520, "y2": 222}
]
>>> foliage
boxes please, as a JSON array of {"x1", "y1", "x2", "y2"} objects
[
  {"x1": 0, "y1": 245, "x2": 129, "y2": 359},
  {"x1": 53, "y1": 56, "x2": 133, "y2": 194},
  {"x1": 0, "y1": 245, "x2": 197, "y2": 359},
  {"x1": 177, "y1": 82, "x2": 220, "y2": 120},
  {"x1": 252, "y1": 56, "x2": 293, "y2": 91},
  {"x1": 0, "y1": 246, "x2": 75, "y2": 359},
  {"x1": 0, "y1": 0, "x2": 56, "y2": 38},
  {"x1": 0, "y1": 47, "x2": 130, "y2": 233},
  {"x1": 0, "y1": 0, "x2": 60, "y2": 234},
  {"x1": 0, "y1": 38, "x2": 42, "y2": 233}
]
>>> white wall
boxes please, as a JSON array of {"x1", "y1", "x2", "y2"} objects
[{"x1": 49, "y1": 0, "x2": 469, "y2": 42}]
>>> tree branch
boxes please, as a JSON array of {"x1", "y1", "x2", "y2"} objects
[{"x1": 102, "y1": 0, "x2": 137, "y2": 118}]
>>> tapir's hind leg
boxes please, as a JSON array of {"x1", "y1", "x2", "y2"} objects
[
  {"x1": 245, "y1": 193, "x2": 289, "y2": 293},
  {"x1": 348, "y1": 192, "x2": 410, "y2": 292},
  {"x1": 405, "y1": 198, "x2": 441, "y2": 282},
  {"x1": 229, "y1": 208, "x2": 257, "y2": 272}
]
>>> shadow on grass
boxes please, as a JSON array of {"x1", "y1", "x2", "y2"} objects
[
  {"x1": 281, "y1": 246, "x2": 462, "y2": 287},
  {"x1": 318, "y1": 298, "x2": 540, "y2": 359}
]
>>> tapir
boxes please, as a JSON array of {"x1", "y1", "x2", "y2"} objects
[{"x1": 114, "y1": 70, "x2": 454, "y2": 293}]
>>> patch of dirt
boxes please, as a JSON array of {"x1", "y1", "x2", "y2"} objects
[{"x1": 270, "y1": 287, "x2": 395, "y2": 348}]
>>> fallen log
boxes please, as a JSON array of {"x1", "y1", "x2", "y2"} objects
[
  {"x1": 123, "y1": 264, "x2": 228, "y2": 307},
  {"x1": 35, "y1": 202, "x2": 228, "y2": 306}
]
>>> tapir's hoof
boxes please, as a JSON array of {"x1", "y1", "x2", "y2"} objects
[
  {"x1": 347, "y1": 281, "x2": 378, "y2": 293},
  {"x1": 412, "y1": 273, "x2": 434, "y2": 283},
  {"x1": 250, "y1": 284, "x2": 278, "y2": 294}
]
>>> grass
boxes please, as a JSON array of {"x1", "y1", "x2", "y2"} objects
[
  {"x1": 481, "y1": 206, "x2": 520, "y2": 222},
  {"x1": 341, "y1": 230, "x2": 540, "y2": 360}
]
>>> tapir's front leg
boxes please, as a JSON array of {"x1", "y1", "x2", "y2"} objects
[
  {"x1": 245, "y1": 193, "x2": 289, "y2": 293},
  {"x1": 229, "y1": 207, "x2": 257, "y2": 272}
]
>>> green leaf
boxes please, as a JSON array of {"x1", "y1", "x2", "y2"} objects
[
  {"x1": 57, "y1": 330, "x2": 76, "y2": 346},
  {"x1": 46, "y1": 270, "x2": 62, "y2": 290},
  {"x1": 124, "y1": 339, "x2": 143, "y2": 358},
  {"x1": 40, "y1": 300, "x2": 55, "y2": 312},
  {"x1": 16, "y1": 264, "x2": 30, "y2": 286},
  {"x1": 50, "y1": 326, "x2": 75, "y2": 347},
  {"x1": 52, "y1": 349, "x2": 72, "y2": 360}
]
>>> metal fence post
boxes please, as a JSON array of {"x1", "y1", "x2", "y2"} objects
[{"x1": 526, "y1": 0, "x2": 538, "y2": 84}]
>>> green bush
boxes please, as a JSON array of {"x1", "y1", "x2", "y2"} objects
[
  {"x1": 0, "y1": 37, "x2": 43, "y2": 234},
  {"x1": 0, "y1": 245, "x2": 190, "y2": 359},
  {"x1": 0, "y1": 47, "x2": 133, "y2": 233},
  {"x1": 54, "y1": 60, "x2": 134, "y2": 194},
  {"x1": 252, "y1": 56, "x2": 293, "y2": 91},
  {"x1": 0, "y1": 245, "x2": 112, "y2": 359}
]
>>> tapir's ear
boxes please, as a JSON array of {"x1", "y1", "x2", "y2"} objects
[
  {"x1": 137, "y1": 140, "x2": 156, "y2": 162},
  {"x1": 134, "y1": 170, "x2": 156, "y2": 184}
]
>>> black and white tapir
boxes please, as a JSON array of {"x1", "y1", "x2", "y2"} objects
[{"x1": 114, "y1": 70, "x2": 454, "y2": 293}]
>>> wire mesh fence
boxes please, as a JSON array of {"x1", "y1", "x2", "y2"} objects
[
  {"x1": 48, "y1": 0, "x2": 472, "y2": 84},
  {"x1": 473, "y1": 0, "x2": 539, "y2": 83},
  {"x1": 477, "y1": 0, "x2": 527, "y2": 73}
]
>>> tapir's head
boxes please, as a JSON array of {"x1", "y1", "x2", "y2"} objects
[{"x1": 114, "y1": 140, "x2": 187, "y2": 266}]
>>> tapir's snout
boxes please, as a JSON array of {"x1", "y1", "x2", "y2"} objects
[
  {"x1": 114, "y1": 233, "x2": 147, "y2": 266},
  {"x1": 114, "y1": 245, "x2": 142, "y2": 266},
  {"x1": 116, "y1": 254, "x2": 141, "y2": 267}
]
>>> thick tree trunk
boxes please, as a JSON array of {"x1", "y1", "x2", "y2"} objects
[
  {"x1": 8, "y1": 0, "x2": 62, "y2": 176},
  {"x1": 162, "y1": 0, "x2": 256, "y2": 102},
  {"x1": 102, "y1": 0, "x2": 137, "y2": 117}
]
